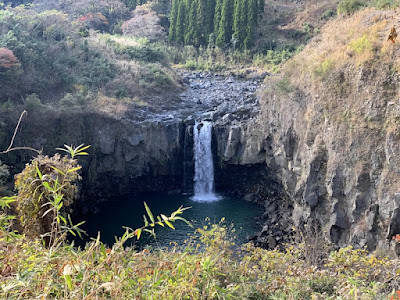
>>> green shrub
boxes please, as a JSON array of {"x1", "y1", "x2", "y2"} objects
[
  {"x1": 126, "y1": 45, "x2": 165, "y2": 63},
  {"x1": 372, "y1": 0, "x2": 400, "y2": 9},
  {"x1": 321, "y1": 9, "x2": 337, "y2": 20},
  {"x1": 1, "y1": 98, "x2": 14, "y2": 111},
  {"x1": 60, "y1": 93, "x2": 82, "y2": 107},
  {"x1": 24, "y1": 93, "x2": 43, "y2": 112},
  {"x1": 349, "y1": 34, "x2": 371, "y2": 54},
  {"x1": 276, "y1": 78, "x2": 294, "y2": 94},
  {"x1": 253, "y1": 48, "x2": 298, "y2": 70},
  {"x1": 14, "y1": 153, "x2": 81, "y2": 239},
  {"x1": 140, "y1": 64, "x2": 173, "y2": 88},
  {"x1": 103, "y1": 36, "x2": 167, "y2": 63},
  {"x1": 337, "y1": 0, "x2": 367, "y2": 15},
  {"x1": 302, "y1": 22, "x2": 313, "y2": 34},
  {"x1": 308, "y1": 276, "x2": 336, "y2": 295},
  {"x1": 114, "y1": 86, "x2": 128, "y2": 99},
  {"x1": 184, "y1": 59, "x2": 197, "y2": 70},
  {"x1": 314, "y1": 59, "x2": 334, "y2": 78},
  {"x1": 0, "y1": 160, "x2": 9, "y2": 186},
  {"x1": 80, "y1": 55, "x2": 115, "y2": 88}
]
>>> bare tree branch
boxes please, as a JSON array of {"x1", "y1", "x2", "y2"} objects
[{"x1": 0, "y1": 110, "x2": 41, "y2": 155}]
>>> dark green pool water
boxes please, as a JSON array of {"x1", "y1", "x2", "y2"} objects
[{"x1": 76, "y1": 193, "x2": 262, "y2": 248}]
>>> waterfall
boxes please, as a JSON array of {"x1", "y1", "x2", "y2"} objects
[{"x1": 192, "y1": 121, "x2": 219, "y2": 202}]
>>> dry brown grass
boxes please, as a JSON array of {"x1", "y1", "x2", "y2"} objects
[{"x1": 284, "y1": 8, "x2": 400, "y2": 85}]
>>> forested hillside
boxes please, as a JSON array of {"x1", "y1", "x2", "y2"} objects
[{"x1": 0, "y1": 1, "x2": 180, "y2": 112}]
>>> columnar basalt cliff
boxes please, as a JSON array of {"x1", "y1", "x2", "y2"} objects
[
  {"x1": 217, "y1": 9, "x2": 400, "y2": 250},
  {"x1": 0, "y1": 111, "x2": 187, "y2": 209},
  {"x1": 213, "y1": 120, "x2": 293, "y2": 248}
]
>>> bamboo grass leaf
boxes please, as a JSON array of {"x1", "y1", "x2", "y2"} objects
[
  {"x1": 135, "y1": 228, "x2": 142, "y2": 239},
  {"x1": 49, "y1": 165, "x2": 65, "y2": 176},
  {"x1": 35, "y1": 164, "x2": 43, "y2": 180},
  {"x1": 143, "y1": 215, "x2": 149, "y2": 227},
  {"x1": 66, "y1": 166, "x2": 82, "y2": 174},
  {"x1": 173, "y1": 216, "x2": 192, "y2": 227},
  {"x1": 165, "y1": 220, "x2": 175, "y2": 230},
  {"x1": 144, "y1": 202, "x2": 155, "y2": 223}
]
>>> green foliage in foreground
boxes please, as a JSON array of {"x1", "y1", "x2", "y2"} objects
[
  {"x1": 1, "y1": 142, "x2": 400, "y2": 299},
  {"x1": 12, "y1": 144, "x2": 90, "y2": 246},
  {"x1": 0, "y1": 218, "x2": 399, "y2": 299}
]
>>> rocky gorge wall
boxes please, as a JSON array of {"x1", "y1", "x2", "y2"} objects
[
  {"x1": 218, "y1": 9, "x2": 400, "y2": 250},
  {"x1": 214, "y1": 70, "x2": 400, "y2": 250},
  {"x1": 0, "y1": 110, "x2": 188, "y2": 214},
  {"x1": 255, "y1": 72, "x2": 400, "y2": 251}
]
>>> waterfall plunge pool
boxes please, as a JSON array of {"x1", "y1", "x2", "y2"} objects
[
  {"x1": 74, "y1": 121, "x2": 262, "y2": 248},
  {"x1": 76, "y1": 193, "x2": 262, "y2": 248}
]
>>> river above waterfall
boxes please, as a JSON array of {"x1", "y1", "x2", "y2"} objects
[{"x1": 76, "y1": 193, "x2": 262, "y2": 248}]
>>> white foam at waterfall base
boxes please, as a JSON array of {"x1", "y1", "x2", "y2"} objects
[{"x1": 192, "y1": 121, "x2": 220, "y2": 202}]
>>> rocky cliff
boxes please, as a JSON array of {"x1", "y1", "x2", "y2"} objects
[
  {"x1": 0, "y1": 110, "x2": 187, "y2": 211},
  {"x1": 219, "y1": 9, "x2": 400, "y2": 250}
]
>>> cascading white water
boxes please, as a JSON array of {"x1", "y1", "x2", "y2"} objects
[{"x1": 192, "y1": 121, "x2": 219, "y2": 202}]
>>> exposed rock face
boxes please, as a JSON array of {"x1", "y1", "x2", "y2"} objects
[
  {"x1": 0, "y1": 111, "x2": 188, "y2": 213},
  {"x1": 214, "y1": 65, "x2": 400, "y2": 249},
  {"x1": 259, "y1": 80, "x2": 400, "y2": 250},
  {"x1": 213, "y1": 119, "x2": 293, "y2": 248},
  {"x1": 216, "y1": 64, "x2": 400, "y2": 250},
  {"x1": 210, "y1": 10, "x2": 400, "y2": 250}
]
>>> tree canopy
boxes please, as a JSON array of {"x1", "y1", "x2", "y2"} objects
[{"x1": 169, "y1": 0, "x2": 264, "y2": 49}]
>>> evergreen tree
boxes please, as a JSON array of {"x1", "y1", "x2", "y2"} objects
[
  {"x1": 244, "y1": 0, "x2": 257, "y2": 49},
  {"x1": 169, "y1": 0, "x2": 178, "y2": 42},
  {"x1": 196, "y1": 0, "x2": 206, "y2": 45},
  {"x1": 175, "y1": 0, "x2": 186, "y2": 43},
  {"x1": 208, "y1": 32, "x2": 215, "y2": 48},
  {"x1": 167, "y1": 0, "x2": 262, "y2": 49},
  {"x1": 216, "y1": 0, "x2": 233, "y2": 48},
  {"x1": 233, "y1": 0, "x2": 247, "y2": 49},
  {"x1": 1, "y1": 0, "x2": 33, "y2": 6},
  {"x1": 185, "y1": 0, "x2": 198, "y2": 45},
  {"x1": 258, "y1": 0, "x2": 264, "y2": 14},
  {"x1": 205, "y1": 0, "x2": 216, "y2": 38},
  {"x1": 122, "y1": 0, "x2": 137, "y2": 10},
  {"x1": 213, "y1": 0, "x2": 223, "y2": 41}
]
